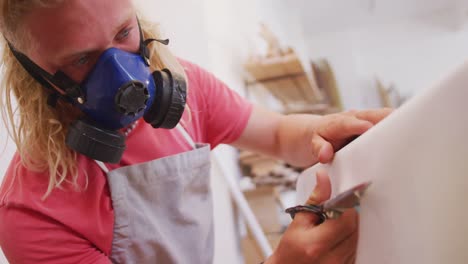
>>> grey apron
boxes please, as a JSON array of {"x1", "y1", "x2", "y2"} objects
[{"x1": 95, "y1": 125, "x2": 214, "y2": 264}]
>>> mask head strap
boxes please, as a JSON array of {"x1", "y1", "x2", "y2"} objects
[
  {"x1": 5, "y1": 17, "x2": 169, "y2": 106},
  {"x1": 137, "y1": 18, "x2": 169, "y2": 66},
  {"x1": 6, "y1": 41, "x2": 84, "y2": 107}
]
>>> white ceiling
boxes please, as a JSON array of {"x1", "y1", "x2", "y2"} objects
[{"x1": 292, "y1": 0, "x2": 468, "y2": 35}]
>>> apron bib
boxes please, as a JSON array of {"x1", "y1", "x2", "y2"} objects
[{"x1": 95, "y1": 125, "x2": 214, "y2": 264}]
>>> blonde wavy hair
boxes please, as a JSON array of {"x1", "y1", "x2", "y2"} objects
[{"x1": 0, "y1": 0, "x2": 186, "y2": 198}]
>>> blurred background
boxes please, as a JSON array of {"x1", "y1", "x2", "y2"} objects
[{"x1": 1, "y1": 0, "x2": 468, "y2": 263}]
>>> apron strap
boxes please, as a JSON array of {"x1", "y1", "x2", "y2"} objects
[
  {"x1": 93, "y1": 122, "x2": 196, "y2": 172},
  {"x1": 95, "y1": 160, "x2": 110, "y2": 174},
  {"x1": 176, "y1": 124, "x2": 196, "y2": 149}
]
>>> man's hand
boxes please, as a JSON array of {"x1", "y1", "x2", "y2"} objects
[
  {"x1": 234, "y1": 106, "x2": 392, "y2": 168},
  {"x1": 265, "y1": 171, "x2": 358, "y2": 264},
  {"x1": 311, "y1": 108, "x2": 392, "y2": 164}
]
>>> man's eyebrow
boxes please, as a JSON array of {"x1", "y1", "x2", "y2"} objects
[
  {"x1": 112, "y1": 13, "x2": 135, "y2": 36},
  {"x1": 56, "y1": 49, "x2": 96, "y2": 66},
  {"x1": 55, "y1": 12, "x2": 135, "y2": 65}
]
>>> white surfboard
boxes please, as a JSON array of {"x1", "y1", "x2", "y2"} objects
[{"x1": 296, "y1": 61, "x2": 468, "y2": 264}]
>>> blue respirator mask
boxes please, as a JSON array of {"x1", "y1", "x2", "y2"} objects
[{"x1": 7, "y1": 20, "x2": 187, "y2": 163}]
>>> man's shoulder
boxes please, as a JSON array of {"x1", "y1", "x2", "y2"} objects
[
  {"x1": 0, "y1": 153, "x2": 107, "y2": 210},
  {"x1": 0, "y1": 153, "x2": 114, "y2": 260}
]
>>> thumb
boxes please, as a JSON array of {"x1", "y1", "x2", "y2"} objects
[
  {"x1": 294, "y1": 170, "x2": 332, "y2": 227},
  {"x1": 311, "y1": 134, "x2": 334, "y2": 163},
  {"x1": 306, "y1": 170, "x2": 332, "y2": 205}
]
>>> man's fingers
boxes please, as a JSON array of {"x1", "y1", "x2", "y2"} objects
[
  {"x1": 311, "y1": 134, "x2": 334, "y2": 163},
  {"x1": 339, "y1": 117, "x2": 373, "y2": 137},
  {"x1": 320, "y1": 229, "x2": 358, "y2": 264},
  {"x1": 294, "y1": 171, "x2": 332, "y2": 227},
  {"x1": 306, "y1": 170, "x2": 331, "y2": 205},
  {"x1": 294, "y1": 210, "x2": 358, "y2": 262},
  {"x1": 326, "y1": 210, "x2": 359, "y2": 263},
  {"x1": 292, "y1": 211, "x2": 321, "y2": 228},
  {"x1": 354, "y1": 108, "x2": 393, "y2": 124},
  {"x1": 322, "y1": 116, "x2": 373, "y2": 142},
  {"x1": 316, "y1": 109, "x2": 392, "y2": 156},
  {"x1": 308, "y1": 209, "x2": 358, "y2": 248},
  {"x1": 311, "y1": 135, "x2": 335, "y2": 163}
]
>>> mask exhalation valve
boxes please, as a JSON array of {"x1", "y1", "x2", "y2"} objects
[{"x1": 115, "y1": 81, "x2": 150, "y2": 116}]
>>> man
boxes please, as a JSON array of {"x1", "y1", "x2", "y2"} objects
[{"x1": 0, "y1": 0, "x2": 390, "y2": 263}]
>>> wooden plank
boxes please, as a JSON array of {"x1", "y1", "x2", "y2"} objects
[
  {"x1": 276, "y1": 55, "x2": 308, "y2": 104},
  {"x1": 246, "y1": 56, "x2": 305, "y2": 109},
  {"x1": 312, "y1": 59, "x2": 343, "y2": 110},
  {"x1": 245, "y1": 49, "x2": 329, "y2": 113},
  {"x1": 376, "y1": 78, "x2": 392, "y2": 108},
  {"x1": 255, "y1": 58, "x2": 298, "y2": 104},
  {"x1": 245, "y1": 60, "x2": 292, "y2": 107},
  {"x1": 281, "y1": 53, "x2": 319, "y2": 104}
]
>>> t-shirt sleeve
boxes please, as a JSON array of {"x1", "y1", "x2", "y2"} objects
[
  {"x1": 0, "y1": 206, "x2": 111, "y2": 264},
  {"x1": 183, "y1": 60, "x2": 253, "y2": 147}
]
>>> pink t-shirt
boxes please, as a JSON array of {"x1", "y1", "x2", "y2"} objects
[{"x1": 0, "y1": 60, "x2": 253, "y2": 264}]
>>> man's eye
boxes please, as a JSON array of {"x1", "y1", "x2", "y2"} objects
[
  {"x1": 74, "y1": 55, "x2": 90, "y2": 66},
  {"x1": 116, "y1": 28, "x2": 131, "y2": 41}
]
